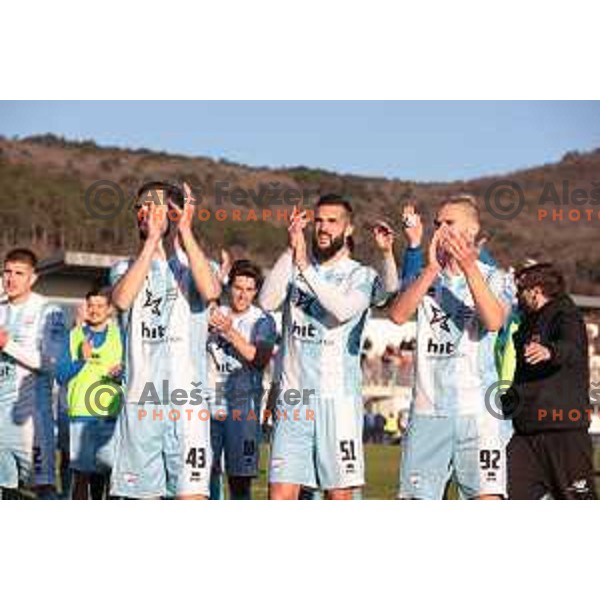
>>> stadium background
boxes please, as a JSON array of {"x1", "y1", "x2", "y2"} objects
[{"x1": 1, "y1": 134, "x2": 599, "y2": 498}]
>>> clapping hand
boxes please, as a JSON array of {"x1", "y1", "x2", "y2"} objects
[{"x1": 288, "y1": 206, "x2": 308, "y2": 270}]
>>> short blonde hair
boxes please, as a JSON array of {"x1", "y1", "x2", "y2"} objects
[{"x1": 438, "y1": 194, "x2": 480, "y2": 225}]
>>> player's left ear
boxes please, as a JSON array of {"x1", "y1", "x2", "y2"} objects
[
  {"x1": 345, "y1": 223, "x2": 355, "y2": 238},
  {"x1": 30, "y1": 272, "x2": 38, "y2": 287}
]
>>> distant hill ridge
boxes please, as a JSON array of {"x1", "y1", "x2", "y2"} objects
[{"x1": 1, "y1": 133, "x2": 599, "y2": 293}]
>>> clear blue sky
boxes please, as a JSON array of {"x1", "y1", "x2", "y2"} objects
[{"x1": 0, "y1": 101, "x2": 598, "y2": 182}]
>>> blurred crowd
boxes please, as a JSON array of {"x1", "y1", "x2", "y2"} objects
[{"x1": 361, "y1": 338, "x2": 416, "y2": 387}]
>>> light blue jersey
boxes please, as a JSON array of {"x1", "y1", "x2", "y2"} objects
[
  {"x1": 109, "y1": 255, "x2": 212, "y2": 405},
  {"x1": 265, "y1": 253, "x2": 387, "y2": 490},
  {"x1": 413, "y1": 261, "x2": 514, "y2": 416},
  {"x1": 207, "y1": 304, "x2": 276, "y2": 413},
  {"x1": 109, "y1": 253, "x2": 213, "y2": 498},
  {"x1": 399, "y1": 261, "x2": 515, "y2": 499},
  {"x1": 0, "y1": 293, "x2": 66, "y2": 488},
  {"x1": 278, "y1": 257, "x2": 387, "y2": 402},
  {"x1": 208, "y1": 305, "x2": 276, "y2": 484}
]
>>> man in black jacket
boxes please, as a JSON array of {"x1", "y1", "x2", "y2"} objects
[{"x1": 504, "y1": 263, "x2": 597, "y2": 499}]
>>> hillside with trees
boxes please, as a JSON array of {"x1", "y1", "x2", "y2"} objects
[{"x1": 1, "y1": 134, "x2": 599, "y2": 293}]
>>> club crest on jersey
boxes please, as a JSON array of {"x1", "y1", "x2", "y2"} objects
[
  {"x1": 143, "y1": 289, "x2": 163, "y2": 316},
  {"x1": 429, "y1": 306, "x2": 451, "y2": 332}
]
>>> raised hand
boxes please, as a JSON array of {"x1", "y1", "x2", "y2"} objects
[
  {"x1": 176, "y1": 182, "x2": 196, "y2": 234},
  {"x1": 443, "y1": 229, "x2": 478, "y2": 272},
  {"x1": 401, "y1": 204, "x2": 423, "y2": 248},
  {"x1": 219, "y1": 249, "x2": 233, "y2": 284},
  {"x1": 146, "y1": 199, "x2": 168, "y2": 243},
  {"x1": 288, "y1": 206, "x2": 308, "y2": 269},
  {"x1": 427, "y1": 227, "x2": 445, "y2": 273},
  {"x1": 373, "y1": 221, "x2": 394, "y2": 254},
  {"x1": 209, "y1": 309, "x2": 233, "y2": 336}
]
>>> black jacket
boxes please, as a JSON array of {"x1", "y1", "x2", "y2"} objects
[{"x1": 504, "y1": 294, "x2": 590, "y2": 434}]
